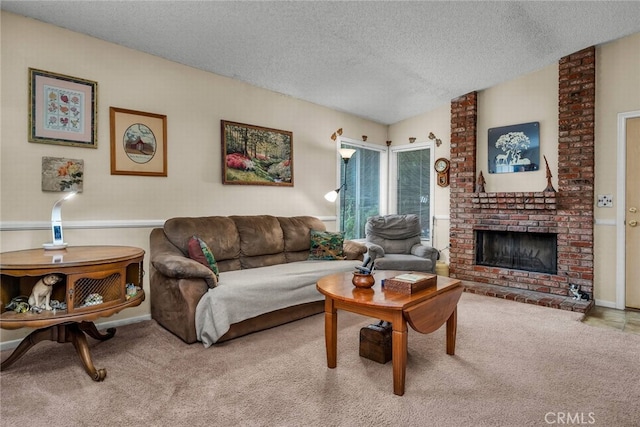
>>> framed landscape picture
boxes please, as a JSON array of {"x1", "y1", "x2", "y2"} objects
[
  {"x1": 488, "y1": 121, "x2": 540, "y2": 174},
  {"x1": 110, "y1": 107, "x2": 167, "y2": 176},
  {"x1": 221, "y1": 120, "x2": 293, "y2": 186},
  {"x1": 29, "y1": 68, "x2": 97, "y2": 148}
]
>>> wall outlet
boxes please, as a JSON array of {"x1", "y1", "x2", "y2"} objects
[{"x1": 597, "y1": 194, "x2": 613, "y2": 208}]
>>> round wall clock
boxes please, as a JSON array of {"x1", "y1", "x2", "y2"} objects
[
  {"x1": 434, "y1": 157, "x2": 450, "y2": 173},
  {"x1": 434, "y1": 157, "x2": 450, "y2": 187}
]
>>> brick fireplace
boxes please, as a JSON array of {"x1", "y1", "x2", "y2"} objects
[{"x1": 448, "y1": 47, "x2": 595, "y2": 312}]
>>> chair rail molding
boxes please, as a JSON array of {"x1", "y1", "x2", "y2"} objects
[
  {"x1": 0, "y1": 219, "x2": 166, "y2": 231},
  {"x1": 1, "y1": 216, "x2": 337, "y2": 232}
]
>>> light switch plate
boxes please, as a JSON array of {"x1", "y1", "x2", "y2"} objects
[{"x1": 597, "y1": 194, "x2": 613, "y2": 208}]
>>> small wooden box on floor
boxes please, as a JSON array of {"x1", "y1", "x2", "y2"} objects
[
  {"x1": 383, "y1": 273, "x2": 437, "y2": 294},
  {"x1": 359, "y1": 322, "x2": 392, "y2": 364}
]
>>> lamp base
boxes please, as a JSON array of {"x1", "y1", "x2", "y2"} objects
[{"x1": 43, "y1": 242, "x2": 68, "y2": 250}]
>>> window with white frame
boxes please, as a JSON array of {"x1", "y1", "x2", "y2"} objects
[
  {"x1": 389, "y1": 143, "x2": 435, "y2": 242},
  {"x1": 334, "y1": 139, "x2": 433, "y2": 242},
  {"x1": 338, "y1": 139, "x2": 386, "y2": 239}
]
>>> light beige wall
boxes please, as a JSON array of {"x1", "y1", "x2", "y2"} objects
[
  {"x1": 477, "y1": 64, "x2": 559, "y2": 192},
  {"x1": 594, "y1": 32, "x2": 640, "y2": 304},
  {"x1": 388, "y1": 32, "x2": 640, "y2": 306},
  {"x1": 0, "y1": 12, "x2": 387, "y2": 343}
]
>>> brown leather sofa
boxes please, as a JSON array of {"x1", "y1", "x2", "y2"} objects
[{"x1": 149, "y1": 215, "x2": 366, "y2": 345}]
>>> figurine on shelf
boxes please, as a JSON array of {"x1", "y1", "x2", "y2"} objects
[
  {"x1": 28, "y1": 274, "x2": 62, "y2": 311},
  {"x1": 543, "y1": 155, "x2": 556, "y2": 192},
  {"x1": 84, "y1": 293, "x2": 103, "y2": 306},
  {"x1": 5, "y1": 296, "x2": 30, "y2": 313},
  {"x1": 125, "y1": 283, "x2": 139, "y2": 300},
  {"x1": 476, "y1": 171, "x2": 486, "y2": 193}
]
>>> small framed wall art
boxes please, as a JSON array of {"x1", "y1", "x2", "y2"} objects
[
  {"x1": 110, "y1": 107, "x2": 167, "y2": 177},
  {"x1": 488, "y1": 121, "x2": 540, "y2": 174},
  {"x1": 42, "y1": 156, "x2": 84, "y2": 192},
  {"x1": 221, "y1": 120, "x2": 293, "y2": 186},
  {"x1": 29, "y1": 68, "x2": 98, "y2": 148}
]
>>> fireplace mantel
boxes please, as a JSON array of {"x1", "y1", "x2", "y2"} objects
[{"x1": 472, "y1": 192, "x2": 557, "y2": 211}]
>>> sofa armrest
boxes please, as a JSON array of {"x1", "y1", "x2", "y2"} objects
[
  {"x1": 343, "y1": 240, "x2": 367, "y2": 260},
  {"x1": 150, "y1": 227, "x2": 218, "y2": 288},
  {"x1": 152, "y1": 253, "x2": 218, "y2": 288},
  {"x1": 149, "y1": 268, "x2": 209, "y2": 344},
  {"x1": 410, "y1": 243, "x2": 439, "y2": 263}
]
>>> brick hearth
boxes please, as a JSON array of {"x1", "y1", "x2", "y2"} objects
[
  {"x1": 462, "y1": 281, "x2": 592, "y2": 313},
  {"x1": 448, "y1": 47, "x2": 596, "y2": 313}
]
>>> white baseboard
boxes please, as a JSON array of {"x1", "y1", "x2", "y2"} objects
[
  {"x1": 0, "y1": 314, "x2": 152, "y2": 351},
  {"x1": 594, "y1": 299, "x2": 617, "y2": 309}
]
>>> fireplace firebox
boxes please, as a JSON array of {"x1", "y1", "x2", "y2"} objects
[{"x1": 475, "y1": 230, "x2": 557, "y2": 275}]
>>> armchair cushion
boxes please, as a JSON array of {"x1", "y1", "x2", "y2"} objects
[{"x1": 373, "y1": 254, "x2": 434, "y2": 272}]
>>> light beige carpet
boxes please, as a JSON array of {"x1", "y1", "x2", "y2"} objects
[{"x1": 1, "y1": 292, "x2": 639, "y2": 426}]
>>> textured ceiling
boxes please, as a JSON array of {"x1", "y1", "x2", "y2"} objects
[{"x1": 3, "y1": 1, "x2": 640, "y2": 125}]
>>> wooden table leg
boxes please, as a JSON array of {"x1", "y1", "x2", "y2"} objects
[
  {"x1": 68, "y1": 323, "x2": 107, "y2": 381},
  {"x1": 0, "y1": 322, "x2": 111, "y2": 382},
  {"x1": 78, "y1": 321, "x2": 116, "y2": 341},
  {"x1": 324, "y1": 298, "x2": 337, "y2": 369},
  {"x1": 0, "y1": 327, "x2": 55, "y2": 370},
  {"x1": 391, "y1": 313, "x2": 408, "y2": 396},
  {"x1": 446, "y1": 307, "x2": 457, "y2": 355}
]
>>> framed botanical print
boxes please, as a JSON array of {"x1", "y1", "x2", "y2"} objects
[
  {"x1": 29, "y1": 68, "x2": 97, "y2": 148},
  {"x1": 42, "y1": 156, "x2": 84, "y2": 192}
]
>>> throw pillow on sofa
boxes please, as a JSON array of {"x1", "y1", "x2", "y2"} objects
[
  {"x1": 308, "y1": 230, "x2": 345, "y2": 260},
  {"x1": 188, "y1": 236, "x2": 220, "y2": 280}
]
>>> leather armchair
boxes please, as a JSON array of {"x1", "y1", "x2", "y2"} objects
[{"x1": 365, "y1": 214, "x2": 438, "y2": 273}]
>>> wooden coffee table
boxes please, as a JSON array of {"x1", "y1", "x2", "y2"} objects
[{"x1": 316, "y1": 270, "x2": 462, "y2": 396}]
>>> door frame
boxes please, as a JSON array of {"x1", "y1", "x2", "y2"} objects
[{"x1": 616, "y1": 110, "x2": 640, "y2": 309}]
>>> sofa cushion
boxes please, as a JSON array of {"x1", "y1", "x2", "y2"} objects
[
  {"x1": 278, "y1": 216, "x2": 326, "y2": 262},
  {"x1": 308, "y1": 230, "x2": 345, "y2": 260},
  {"x1": 163, "y1": 216, "x2": 241, "y2": 272},
  {"x1": 231, "y1": 215, "x2": 286, "y2": 268},
  {"x1": 188, "y1": 236, "x2": 220, "y2": 280},
  {"x1": 195, "y1": 259, "x2": 362, "y2": 346}
]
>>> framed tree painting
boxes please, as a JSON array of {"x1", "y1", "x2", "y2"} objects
[
  {"x1": 29, "y1": 68, "x2": 98, "y2": 148},
  {"x1": 221, "y1": 120, "x2": 293, "y2": 186},
  {"x1": 488, "y1": 121, "x2": 540, "y2": 174},
  {"x1": 110, "y1": 107, "x2": 167, "y2": 176}
]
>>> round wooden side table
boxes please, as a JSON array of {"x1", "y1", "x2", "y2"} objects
[{"x1": 0, "y1": 246, "x2": 145, "y2": 381}]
